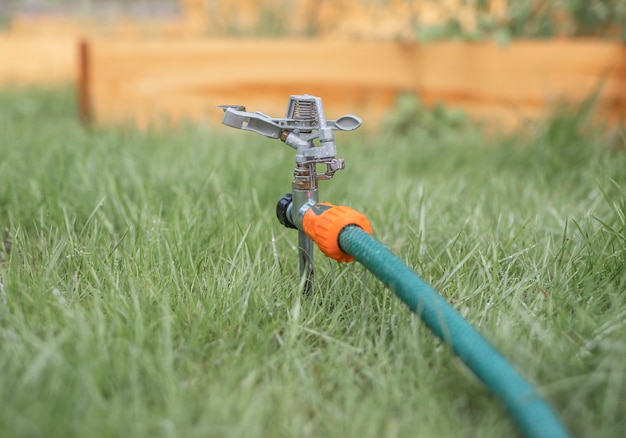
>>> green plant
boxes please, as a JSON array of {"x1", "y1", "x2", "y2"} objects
[{"x1": 0, "y1": 87, "x2": 624, "y2": 437}]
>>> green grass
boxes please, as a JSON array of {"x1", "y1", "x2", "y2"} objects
[{"x1": 0, "y1": 87, "x2": 624, "y2": 437}]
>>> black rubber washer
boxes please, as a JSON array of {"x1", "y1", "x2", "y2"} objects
[{"x1": 276, "y1": 193, "x2": 297, "y2": 229}]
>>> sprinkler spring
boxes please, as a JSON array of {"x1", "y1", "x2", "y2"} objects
[{"x1": 218, "y1": 94, "x2": 362, "y2": 292}]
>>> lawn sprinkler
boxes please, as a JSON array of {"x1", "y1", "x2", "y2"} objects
[
  {"x1": 219, "y1": 94, "x2": 368, "y2": 293},
  {"x1": 218, "y1": 95, "x2": 570, "y2": 438}
]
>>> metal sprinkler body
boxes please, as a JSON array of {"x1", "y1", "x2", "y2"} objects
[{"x1": 218, "y1": 94, "x2": 362, "y2": 292}]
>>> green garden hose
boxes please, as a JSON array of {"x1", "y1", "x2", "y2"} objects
[
  {"x1": 338, "y1": 225, "x2": 570, "y2": 438},
  {"x1": 221, "y1": 94, "x2": 570, "y2": 437}
]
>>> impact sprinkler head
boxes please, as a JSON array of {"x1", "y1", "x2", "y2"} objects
[
  {"x1": 218, "y1": 94, "x2": 361, "y2": 165},
  {"x1": 218, "y1": 94, "x2": 362, "y2": 292}
]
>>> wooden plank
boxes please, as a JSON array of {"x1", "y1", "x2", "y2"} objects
[
  {"x1": 0, "y1": 35, "x2": 77, "y2": 86},
  {"x1": 86, "y1": 39, "x2": 416, "y2": 128},
  {"x1": 408, "y1": 40, "x2": 626, "y2": 127},
  {"x1": 77, "y1": 39, "x2": 91, "y2": 123},
  {"x1": 83, "y1": 38, "x2": 625, "y2": 130}
]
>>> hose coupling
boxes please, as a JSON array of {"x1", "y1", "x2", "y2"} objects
[{"x1": 302, "y1": 203, "x2": 373, "y2": 262}]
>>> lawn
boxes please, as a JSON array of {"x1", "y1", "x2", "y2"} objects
[{"x1": 0, "y1": 87, "x2": 624, "y2": 437}]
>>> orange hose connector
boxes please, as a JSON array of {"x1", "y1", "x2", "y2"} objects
[{"x1": 302, "y1": 203, "x2": 373, "y2": 262}]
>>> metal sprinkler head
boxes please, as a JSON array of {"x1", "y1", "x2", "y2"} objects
[{"x1": 218, "y1": 94, "x2": 362, "y2": 292}]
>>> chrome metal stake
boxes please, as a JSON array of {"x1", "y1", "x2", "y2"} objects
[{"x1": 292, "y1": 161, "x2": 318, "y2": 293}]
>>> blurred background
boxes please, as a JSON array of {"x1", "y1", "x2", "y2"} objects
[
  {"x1": 0, "y1": 0, "x2": 625, "y2": 130},
  {"x1": 1, "y1": 0, "x2": 624, "y2": 39},
  {"x1": 0, "y1": 0, "x2": 179, "y2": 23}
]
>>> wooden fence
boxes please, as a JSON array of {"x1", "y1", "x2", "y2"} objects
[
  {"x1": 0, "y1": 35, "x2": 77, "y2": 86},
  {"x1": 1, "y1": 0, "x2": 625, "y2": 130},
  {"x1": 79, "y1": 38, "x2": 626, "y2": 130}
]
